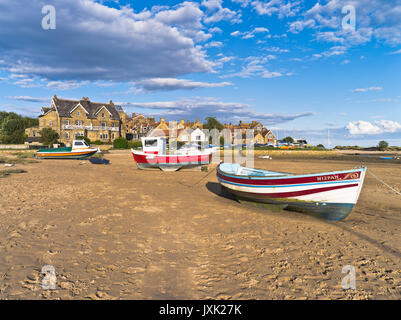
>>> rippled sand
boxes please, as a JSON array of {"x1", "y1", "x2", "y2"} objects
[{"x1": 0, "y1": 150, "x2": 400, "y2": 299}]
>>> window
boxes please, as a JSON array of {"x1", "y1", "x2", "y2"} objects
[
  {"x1": 101, "y1": 122, "x2": 106, "y2": 129},
  {"x1": 65, "y1": 120, "x2": 69, "y2": 125},
  {"x1": 196, "y1": 135, "x2": 201, "y2": 141},
  {"x1": 102, "y1": 113, "x2": 105, "y2": 118},
  {"x1": 77, "y1": 111, "x2": 80, "y2": 116},
  {"x1": 104, "y1": 133, "x2": 108, "y2": 139},
  {"x1": 49, "y1": 121, "x2": 53, "y2": 127},
  {"x1": 33, "y1": 131, "x2": 36, "y2": 137},
  {"x1": 145, "y1": 139, "x2": 158, "y2": 147},
  {"x1": 66, "y1": 132, "x2": 69, "y2": 139},
  {"x1": 75, "y1": 141, "x2": 84, "y2": 146},
  {"x1": 112, "y1": 133, "x2": 114, "y2": 139},
  {"x1": 75, "y1": 120, "x2": 83, "y2": 126},
  {"x1": 100, "y1": 133, "x2": 103, "y2": 139},
  {"x1": 111, "y1": 122, "x2": 115, "y2": 127}
]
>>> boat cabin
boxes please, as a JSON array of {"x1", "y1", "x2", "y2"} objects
[
  {"x1": 72, "y1": 140, "x2": 91, "y2": 149},
  {"x1": 141, "y1": 137, "x2": 167, "y2": 154}
]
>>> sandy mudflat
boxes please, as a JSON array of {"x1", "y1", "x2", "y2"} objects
[{"x1": 0, "y1": 150, "x2": 400, "y2": 300}]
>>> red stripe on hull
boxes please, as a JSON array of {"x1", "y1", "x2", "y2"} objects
[
  {"x1": 217, "y1": 170, "x2": 361, "y2": 186},
  {"x1": 235, "y1": 183, "x2": 360, "y2": 198},
  {"x1": 132, "y1": 152, "x2": 211, "y2": 165}
]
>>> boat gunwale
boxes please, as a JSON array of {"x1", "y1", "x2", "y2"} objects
[{"x1": 217, "y1": 163, "x2": 367, "y2": 180}]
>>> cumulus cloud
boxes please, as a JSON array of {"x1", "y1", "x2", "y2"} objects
[
  {"x1": 120, "y1": 97, "x2": 314, "y2": 125},
  {"x1": 130, "y1": 78, "x2": 233, "y2": 92},
  {"x1": 230, "y1": 27, "x2": 269, "y2": 39},
  {"x1": 346, "y1": 120, "x2": 401, "y2": 135},
  {"x1": 292, "y1": 0, "x2": 401, "y2": 46},
  {"x1": 0, "y1": 0, "x2": 213, "y2": 82},
  {"x1": 221, "y1": 55, "x2": 286, "y2": 79},
  {"x1": 202, "y1": 0, "x2": 242, "y2": 24},
  {"x1": 7, "y1": 96, "x2": 51, "y2": 103}
]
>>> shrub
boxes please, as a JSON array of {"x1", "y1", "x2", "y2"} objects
[
  {"x1": 128, "y1": 140, "x2": 142, "y2": 149},
  {"x1": 113, "y1": 137, "x2": 129, "y2": 149},
  {"x1": 92, "y1": 140, "x2": 103, "y2": 145}
]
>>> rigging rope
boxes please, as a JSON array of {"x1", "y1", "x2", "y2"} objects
[{"x1": 368, "y1": 170, "x2": 401, "y2": 196}]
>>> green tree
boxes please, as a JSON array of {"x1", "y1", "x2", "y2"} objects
[
  {"x1": 0, "y1": 111, "x2": 39, "y2": 144},
  {"x1": 283, "y1": 136, "x2": 294, "y2": 143},
  {"x1": 0, "y1": 118, "x2": 25, "y2": 143},
  {"x1": 378, "y1": 140, "x2": 389, "y2": 151},
  {"x1": 39, "y1": 127, "x2": 59, "y2": 146},
  {"x1": 203, "y1": 117, "x2": 224, "y2": 131}
]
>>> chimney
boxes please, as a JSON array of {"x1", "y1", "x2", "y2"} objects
[{"x1": 109, "y1": 100, "x2": 114, "y2": 105}]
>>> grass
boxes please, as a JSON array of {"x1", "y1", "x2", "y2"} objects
[
  {"x1": 0, "y1": 169, "x2": 26, "y2": 178},
  {"x1": 12, "y1": 151, "x2": 36, "y2": 159}
]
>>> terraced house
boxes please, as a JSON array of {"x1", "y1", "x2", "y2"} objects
[{"x1": 38, "y1": 95, "x2": 123, "y2": 144}]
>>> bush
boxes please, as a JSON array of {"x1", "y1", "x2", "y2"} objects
[
  {"x1": 92, "y1": 140, "x2": 103, "y2": 145},
  {"x1": 113, "y1": 137, "x2": 129, "y2": 149},
  {"x1": 128, "y1": 140, "x2": 142, "y2": 149}
]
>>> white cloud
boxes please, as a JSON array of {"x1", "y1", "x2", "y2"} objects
[
  {"x1": 250, "y1": 0, "x2": 300, "y2": 18},
  {"x1": 221, "y1": 55, "x2": 285, "y2": 79},
  {"x1": 7, "y1": 96, "x2": 51, "y2": 103},
  {"x1": 205, "y1": 41, "x2": 224, "y2": 48},
  {"x1": 298, "y1": 0, "x2": 401, "y2": 46},
  {"x1": 352, "y1": 86, "x2": 383, "y2": 93},
  {"x1": 202, "y1": 0, "x2": 242, "y2": 24},
  {"x1": 130, "y1": 78, "x2": 233, "y2": 92},
  {"x1": 346, "y1": 120, "x2": 401, "y2": 135},
  {"x1": 0, "y1": 0, "x2": 214, "y2": 82},
  {"x1": 120, "y1": 97, "x2": 314, "y2": 125},
  {"x1": 230, "y1": 27, "x2": 269, "y2": 39}
]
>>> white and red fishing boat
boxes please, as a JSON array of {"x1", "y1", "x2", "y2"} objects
[
  {"x1": 217, "y1": 163, "x2": 367, "y2": 220},
  {"x1": 131, "y1": 137, "x2": 214, "y2": 171}
]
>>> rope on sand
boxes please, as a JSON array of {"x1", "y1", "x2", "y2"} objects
[{"x1": 368, "y1": 170, "x2": 401, "y2": 196}]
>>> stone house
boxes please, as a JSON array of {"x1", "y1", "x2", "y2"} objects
[{"x1": 37, "y1": 95, "x2": 123, "y2": 145}]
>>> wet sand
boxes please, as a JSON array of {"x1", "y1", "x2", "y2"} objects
[{"x1": 0, "y1": 150, "x2": 400, "y2": 299}]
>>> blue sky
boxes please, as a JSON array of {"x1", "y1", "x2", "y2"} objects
[{"x1": 0, "y1": 0, "x2": 400, "y2": 146}]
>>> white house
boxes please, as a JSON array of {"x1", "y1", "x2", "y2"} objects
[{"x1": 190, "y1": 128, "x2": 207, "y2": 143}]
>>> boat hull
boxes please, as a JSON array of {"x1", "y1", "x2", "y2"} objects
[
  {"x1": 37, "y1": 149, "x2": 98, "y2": 159},
  {"x1": 132, "y1": 149, "x2": 212, "y2": 171},
  {"x1": 217, "y1": 164, "x2": 366, "y2": 220}
]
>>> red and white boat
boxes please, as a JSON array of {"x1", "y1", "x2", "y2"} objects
[{"x1": 131, "y1": 137, "x2": 214, "y2": 171}]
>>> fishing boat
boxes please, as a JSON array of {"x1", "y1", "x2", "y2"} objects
[
  {"x1": 131, "y1": 137, "x2": 214, "y2": 171},
  {"x1": 36, "y1": 140, "x2": 99, "y2": 159},
  {"x1": 216, "y1": 163, "x2": 367, "y2": 220}
]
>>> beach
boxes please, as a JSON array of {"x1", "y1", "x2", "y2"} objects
[{"x1": 0, "y1": 150, "x2": 400, "y2": 299}]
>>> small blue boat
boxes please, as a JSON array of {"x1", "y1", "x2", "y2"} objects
[{"x1": 89, "y1": 158, "x2": 110, "y2": 165}]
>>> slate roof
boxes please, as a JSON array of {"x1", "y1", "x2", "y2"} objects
[{"x1": 40, "y1": 96, "x2": 121, "y2": 120}]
